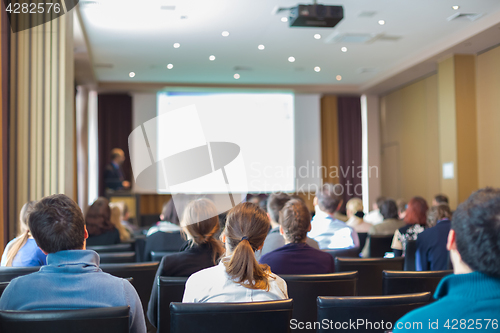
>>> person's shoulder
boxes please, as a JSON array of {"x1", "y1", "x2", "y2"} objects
[{"x1": 394, "y1": 301, "x2": 441, "y2": 332}]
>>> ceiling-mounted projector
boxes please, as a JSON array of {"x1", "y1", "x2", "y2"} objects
[{"x1": 274, "y1": 2, "x2": 344, "y2": 28}]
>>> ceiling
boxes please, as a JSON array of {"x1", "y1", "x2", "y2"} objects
[{"x1": 77, "y1": 0, "x2": 500, "y2": 92}]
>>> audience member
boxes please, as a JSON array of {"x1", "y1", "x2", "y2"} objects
[
  {"x1": 109, "y1": 203, "x2": 132, "y2": 242},
  {"x1": 394, "y1": 188, "x2": 500, "y2": 332},
  {"x1": 345, "y1": 197, "x2": 371, "y2": 233},
  {"x1": 391, "y1": 196, "x2": 428, "y2": 256},
  {"x1": 182, "y1": 202, "x2": 287, "y2": 302},
  {"x1": 432, "y1": 194, "x2": 449, "y2": 206},
  {"x1": 416, "y1": 204, "x2": 452, "y2": 271},
  {"x1": 147, "y1": 200, "x2": 181, "y2": 236},
  {"x1": 364, "y1": 196, "x2": 386, "y2": 225},
  {"x1": 397, "y1": 199, "x2": 407, "y2": 220},
  {"x1": 0, "y1": 194, "x2": 146, "y2": 333},
  {"x1": 104, "y1": 148, "x2": 130, "y2": 191},
  {"x1": 308, "y1": 184, "x2": 359, "y2": 250},
  {"x1": 361, "y1": 199, "x2": 405, "y2": 258},
  {"x1": 260, "y1": 199, "x2": 334, "y2": 274},
  {"x1": 1, "y1": 201, "x2": 46, "y2": 267},
  {"x1": 113, "y1": 201, "x2": 138, "y2": 232},
  {"x1": 257, "y1": 193, "x2": 318, "y2": 260},
  {"x1": 85, "y1": 197, "x2": 120, "y2": 246},
  {"x1": 147, "y1": 198, "x2": 225, "y2": 326}
]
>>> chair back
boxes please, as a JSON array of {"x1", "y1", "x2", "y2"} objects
[
  {"x1": 99, "y1": 252, "x2": 136, "y2": 264},
  {"x1": 382, "y1": 270, "x2": 453, "y2": 296},
  {"x1": 335, "y1": 257, "x2": 404, "y2": 295},
  {"x1": 88, "y1": 243, "x2": 134, "y2": 253},
  {"x1": 403, "y1": 240, "x2": 417, "y2": 271},
  {"x1": 0, "y1": 282, "x2": 8, "y2": 298},
  {"x1": 157, "y1": 276, "x2": 188, "y2": 333},
  {"x1": 0, "y1": 267, "x2": 39, "y2": 283},
  {"x1": 317, "y1": 293, "x2": 431, "y2": 333},
  {"x1": 0, "y1": 306, "x2": 129, "y2": 333},
  {"x1": 281, "y1": 272, "x2": 357, "y2": 333},
  {"x1": 369, "y1": 235, "x2": 394, "y2": 257},
  {"x1": 151, "y1": 251, "x2": 178, "y2": 262},
  {"x1": 143, "y1": 231, "x2": 185, "y2": 261},
  {"x1": 170, "y1": 299, "x2": 293, "y2": 333},
  {"x1": 358, "y1": 233, "x2": 368, "y2": 252},
  {"x1": 323, "y1": 248, "x2": 360, "y2": 261}
]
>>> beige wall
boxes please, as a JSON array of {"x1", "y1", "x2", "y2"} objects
[
  {"x1": 476, "y1": 45, "x2": 500, "y2": 188},
  {"x1": 380, "y1": 75, "x2": 440, "y2": 205}
]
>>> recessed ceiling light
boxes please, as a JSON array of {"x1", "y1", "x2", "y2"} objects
[
  {"x1": 222, "y1": 31, "x2": 230, "y2": 37},
  {"x1": 167, "y1": 64, "x2": 173, "y2": 69},
  {"x1": 452, "y1": 5, "x2": 460, "y2": 10},
  {"x1": 173, "y1": 43, "x2": 180, "y2": 48},
  {"x1": 234, "y1": 73, "x2": 240, "y2": 79},
  {"x1": 288, "y1": 56, "x2": 296, "y2": 63},
  {"x1": 281, "y1": 17, "x2": 288, "y2": 22},
  {"x1": 336, "y1": 75, "x2": 342, "y2": 81},
  {"x1": 378, "y1": 20, "x2": 385, "y2": 25},
  {"x1": 341, "y1": 47, "x2": 348, "y2": 52},
  {"x1": 129, "y1": 72, "x2": 135, "y2": 78},
  {"x1": 314, "y1": 34, "x2": 321, "y2": 40},
  {"x1": 314, "y1": 66, "x2": 321, "y2": 72},
  {"x1": 209, "y1": 55, "x2": 216, "y2": 61},
  {"x1": 258, "y1": 44, "x2": 265, "y2": 50}
]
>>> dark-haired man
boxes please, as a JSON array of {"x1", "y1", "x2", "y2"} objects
[
  {"x1": 0, "y1": 194, "x2": 146, "y2": 333},
  {"x1": 394, "y1": 188, "x2": 500, "y2": 332},
  {"x1": 308, "y1": 184, "x2": 359, "y2": 249},
  {"x1": 432, "y1": 194, "x2": 449, "y2": 206}
]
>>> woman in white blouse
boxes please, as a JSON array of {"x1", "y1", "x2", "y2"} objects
[{"x1": 182, "y1": 202, "x2": 288, "y2": 303}]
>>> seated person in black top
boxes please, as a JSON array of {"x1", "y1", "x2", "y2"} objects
[
  {"x1": 85, "y1": 197, "x2": 120, "y2": 246},
  {"x1": 416, "y1": 204, "x2": 452, "y2": 271},
  {"x1": 147, "y1": 198, "x2": 225, "y2": 327},
  {"x1": 259, "y1": 199, "x2": 334, "y2": 275}
]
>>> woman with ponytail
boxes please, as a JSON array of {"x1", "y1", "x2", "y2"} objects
[
  {"x1": 1, "y1": 201, "x2": 46, "y2": 267},
  {"x1": 182, "y1": 202, "x2": 287, "y2": 303},
  {"x1": 147, "y1": 198, "x2": 225, "y2": 327}
]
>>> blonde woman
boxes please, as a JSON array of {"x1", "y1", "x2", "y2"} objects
[
  {"x1": 109, "y1": 203, "x2": 132, "y2": 242},
  {"x1": 345, "y1": 198, "x2": 372, "y2": 233},
  {"x1": 1, "y1": 201, "x2": 46, "y2": 267}
]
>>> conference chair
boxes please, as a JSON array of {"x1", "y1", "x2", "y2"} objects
[
  {"x1": 323, "y1": 248, "x2": 360, "y2": 261},
  {"x1": 382, "y1": 270, "x2": 453, "y2": 296},
  {"x1": 87, "y1": 243, "x2": 135, "y2": 253},
  {"x1": 358, "y1": 232, "x2": 368, "y2": 253},
  {"x1": 157, "y1": 276, "x2": 188, "y2": 333},
  {"x1": 151, "y1": 251, "x2": 177, "y2": 262},
  {"x1": 403, "y1": 240, "x2": 417, "y2": 271},
  {"x1": 170, "y1": 299, "x2": 293, "y2": 333},
  {"x1": 0, "y1": 266, "x2": 39, "y2": 283},
  {"x1": 98, "y1": 252, "x2": 136, "y2": 264},
  {"x1": 335, "y1": 257, "x2": 404, "y2": 295},
  {"x1": 369, "y1": 235, "x2": 394, "y2": 257},
  {"x1": 143, "y1": 231, "x2": 185, "y2": 261},
  {"x1": 317, "y1": 293, "x2": 431, "y2": 333},
  {"x1": 281, "y1": 272, "x2": 357, "y2": 333},
  {"x1": 0, "y1": 306, "x2": 129, "y2": 333},
  {"x1": 0, "y1": 282, "x2": 8, "y2": 298}
]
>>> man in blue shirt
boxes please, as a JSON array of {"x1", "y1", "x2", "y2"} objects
[
  {"x1": 395, "y1": 188, "x2": 500, "y2": 332},
  {"x1": 0, "y1": 194, "x2": 146, "y2": 333}
]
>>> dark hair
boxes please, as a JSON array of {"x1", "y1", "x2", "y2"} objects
[
  {"x1": 224, "y1": 203, "x2": 272, "y2": 290},
  {"x1": 405, "y1": 197, "x2": 429, "y2": 226},
  {"x1": 161, "y1": 199, "x2": 179, "y2": 225},
  {"x1": 28, "y1": 194, "x2": 85, "y2": 253},
  {"x1": 427, "y1": 204, "x2": 452, "y2": 227},
  {"x1": 85, "y1": 197, "x2": 115, "y2": 236},
  {"x1": 434, "y1": 194, "x2": 449, "y2": 205},
  {"x1": 316, "y1": 183, "x2": 342, "y2": 214},
  {"x1": 376, "y1": 196, "x2": 387, "y2": 209},
  {"x1": 452, "y1": 188, "x2": 500, "y2": 277},
  {"x1": 380, "y1": 199, "x2": 398, "y2": 219},
  {"x1": 267, "y1": 192, "x2": 291, "y2": 223},
  {"x1": 279, "y1": 199, "x2": 311, "y2": 243}
]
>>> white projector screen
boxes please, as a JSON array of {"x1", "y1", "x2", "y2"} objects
[{"x1": 151, "y1": 91, "x2": 295, "y2": 194}]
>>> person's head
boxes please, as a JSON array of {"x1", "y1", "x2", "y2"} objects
[
  {"x1": 181, "y1": 198, "x2": 225, "y2": 262},
  {"x1": 432, "y1": 194, "x2": 449, "y2": 207},
  {"x1": 4, "y1": 201, "x2": 37, "y2": 267},
  {"x1": 397, "y1": 199, "x2": 407, "y2": 220},
  {"x1": 380, "y1": 199, "x2": 398, "y2": 220},
  {"x1": 160, "y1": 199, "x2": 180, "y2": 225},
  {"x1": 110, "y1": 148, "x2": 125, "y2": 165},
  {"x1": 267, "y1": 192, "x2": 291, "y2": 223},
  {"x1": 28, "y1": 194, "x2": 87, "y2": 254},
  {"x1": 109, "y1": 203, "x2": 131, "y2": 242},
  {"x1": 346, "y1": 198, "x2": 363, "y2": 218},
  {"x1": 374, "y1": 196, "x2": 386, "y2": 211},
  {"x1": 85, "y1": 197, "x2": 114, "y2": 236},
  {"x1": 223, "y1": 202, "x2": 271, "y2": 290},
  {"x1": 448, "y1": 188, "x2": 500, "y2": 277},
  {"x1": 279, "y1": 199, "x2": 311, "y2": 244},
  {"x1": 426, "y1": 204, "x2": 452, "y2": 228},
  {"x1": 404, "y1": 196, "x2": 429, "y2": 226},
  {"x1": 314, "y1": 183, "x2": 343, "y2": 214}
]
